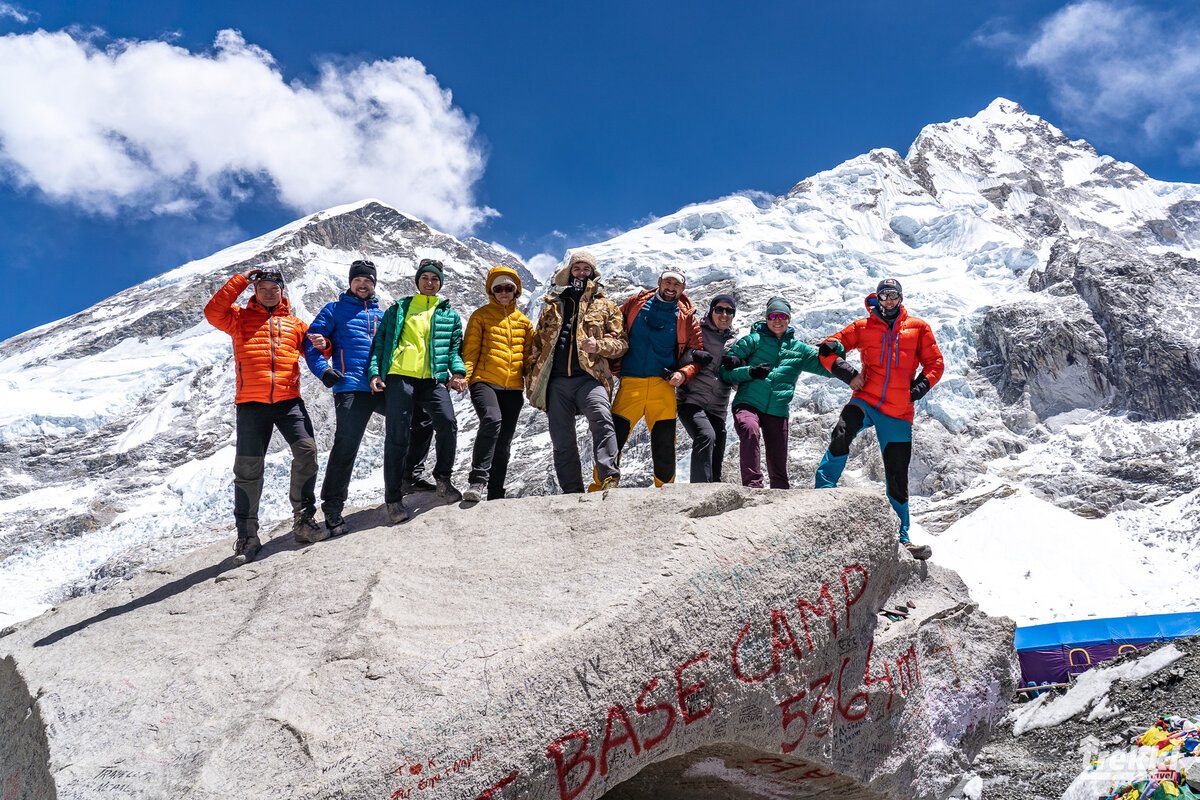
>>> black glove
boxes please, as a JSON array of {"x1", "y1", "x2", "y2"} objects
[
  {"x1": 321, "y1": 368, "x2": 344, "y2": 388},
  {"x1": 661, "y1": 368, "x2": 677, "y2": 380},
  {"x1": 749, "y1": 363, "x2": 771, "y2": 380},
  {"x1": 691, "y1": 350, "x2": 713, "y2": 367},
  {"x1": 818, "y1": 341, "x2": 840, "y2": 358},
  {"x1": 830, "y1": 357, "x2": 859, "y2": 386},
  {"x1": 910, "y1": 373, "x2": 930, "y2": 401},
  {"x1": 721, "y1": 354, "x2": 744, "y2": 371}
]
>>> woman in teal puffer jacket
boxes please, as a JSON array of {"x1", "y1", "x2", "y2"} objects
[{"x1": 719, "y1": 297, "x2": 846, "y2": 489}]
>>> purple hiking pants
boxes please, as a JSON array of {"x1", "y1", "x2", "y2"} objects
[{"x1": 732, "y1": 404, "x2": 790, "y2": 489}]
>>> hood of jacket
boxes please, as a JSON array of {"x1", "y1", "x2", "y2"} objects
[
  {"x1": 864, "y1": 292, "x2": 908, "y2": 328},
  {"x1": 485, "y1": 265, "x2": 524, "y2": 303},
  {"x1": 551, "y1": 262, "x2": 603, "y2": 288}
]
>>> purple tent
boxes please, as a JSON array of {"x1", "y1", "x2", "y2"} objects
[{"x1": 1015, "y1": 612, "x2": 1200, "y2": 685}]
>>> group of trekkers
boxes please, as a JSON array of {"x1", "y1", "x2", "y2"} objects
[{"x1": 204, "y1": 250, "x2": 944, "y2": 566}]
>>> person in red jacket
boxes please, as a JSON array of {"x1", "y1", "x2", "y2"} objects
[
  {"x1": 814, "y1": 278, "x2": 944, "y2": 559},
  {"x1": 204, "y1": 267, "x2": 324, "y2": 565}
]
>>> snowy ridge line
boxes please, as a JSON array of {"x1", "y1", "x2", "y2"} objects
[{"x1": 2, "y1": 99, "x2": 1199, "y2": 632}]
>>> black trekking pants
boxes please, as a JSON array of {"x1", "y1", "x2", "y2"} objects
[
  {"x1": 233, "y1": 398, "x2": 317, "y2": 536},
  {"x1": 677, "y1": 402, "x2": 727, "y2": 483},
  {"x1": 468, "y1": 382, "x2": 524, "y2": 499},
  {"x1": 382, "y1": 375, "x2": 457, "y2": 503}
]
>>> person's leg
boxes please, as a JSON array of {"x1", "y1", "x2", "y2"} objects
[
  {"x1": 404, "y1": 403, "x2": 434, "y2": 487},
  {"x1": 320, "y1": 392, "x2": 374, "y2": 519},
  {"x1": 275, "y1": 398, "x2": 318, "y2": 518},
  {"x1": 233, "y1": 402, "x2": 273, "y2": 549},
  {"x1": 710, "y1": 410, "x2": 728, "y2": 483},
  {"x1": 382, "y1": 375, "x2": 416, "y2": 504},
  {"x1": 761, "y1": 412, "x2": 790, "y2": 489},
  {"x1": 678, "y1": 403, "x2": 715, "y2": 483},
  {"x1": 594, "y1": 377, "x2": 644, "y2": 489},
  {"x1": 646, "y1": 378, "x2": 678, "y2": 487},
  {"x1": 418, "y1": 380, "x2": 459, "y2": 484},
  {"x1": 814, "y1": 403, "x2": 866, "y2": 489},
  {"x1": 611, "y1": 377, "x2": 646, "y2": 460},
  {"x1": 873, "y1": 414, "x2": 914, "y2": 542},
  {"x1": 468, "y1": 382, "x2": 502, "y2": 487},
  {"x1": 579, "y1": 377, "x2": 620, "y2": 487},
  {"x1": 732, "y1": 405, "x2": 764, "y2": 488},
  {"x1": 547, "y1": 377, "x2": 585, "y2": 493},
  {"x1": 487, "y1": 389, "x2": 524, "y2": 500}
]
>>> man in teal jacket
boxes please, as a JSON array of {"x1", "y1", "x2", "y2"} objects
[
  {"x1": 368, "y1": 258, "x2": 467, "y2": 522},
  {"x1": 720, "y1": 296, "x2": 852, "y2": 488}
]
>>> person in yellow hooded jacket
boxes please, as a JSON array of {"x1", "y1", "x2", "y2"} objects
[{"x1": 461, "y1": 266, "x2": 534, "y2": 502}]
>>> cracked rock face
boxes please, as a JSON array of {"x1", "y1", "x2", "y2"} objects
[{"x1": 0, "y1": 485, "x2": 1017, "y2": 800}]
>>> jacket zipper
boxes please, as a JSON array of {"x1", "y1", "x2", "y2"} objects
[
  {"x1": 877, "y1": 324, "x2": 895, "y2": 409},
  {"x1": 269, "y1": 314, "x2": 277, "y2": 404}
]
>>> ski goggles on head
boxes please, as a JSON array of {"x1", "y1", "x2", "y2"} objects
[
  {"x1": 418, "y1": 258, "x2": 444, "y2": 269},
  {"x1": 712, "y1": 305, "x2": 735, "y2": 316},
  {"x1": 767, "y1": 312, "x2": 789, "y2": 321},
  {"x1": 878, "y1": 291, "x2": 901, "y2": 302}
]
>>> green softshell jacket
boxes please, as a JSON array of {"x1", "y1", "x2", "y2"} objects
[
  {"x1": 367, "y1": 296, "x2": 466, "y2": 383},
  {"x1": 719, "y1": 321, "x2": 840, "y2": 416}
]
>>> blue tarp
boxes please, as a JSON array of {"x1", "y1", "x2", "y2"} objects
[
  {"x1": 1014, "y1": 612, "x2": 1200, "y2": 685},
  {"x1": 1015, "y1": 612, "x2": 1200, "y2": 652}
]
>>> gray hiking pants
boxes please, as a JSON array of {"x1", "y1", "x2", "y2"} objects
[{"x1": 546, "y1": 375, "x2": 619, "y2": 493}]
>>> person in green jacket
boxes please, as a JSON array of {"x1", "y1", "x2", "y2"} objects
[
  {"x1": 720, "y1": 296, "x2": 853, "y2": 489},
  {"x1": 368, "y1": 259, "x2": 467, "y2": 523}
]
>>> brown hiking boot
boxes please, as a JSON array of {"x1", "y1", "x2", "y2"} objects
[{"x1": 293, "y1": 512, "x2": 329, "y2": 544}]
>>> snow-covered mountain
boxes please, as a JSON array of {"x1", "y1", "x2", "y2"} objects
[{"x1": 2, "y1": 98, "x2": 1197, "y2": 628}]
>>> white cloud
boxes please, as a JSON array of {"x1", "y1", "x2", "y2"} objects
[
  {"x1": 0, "y1": 4, "x2": 30, "y2": 23},
  {"x1": 0, "y1": 28, "x2": 495, "y2": 233},
  {"x1": 526, "y1": 253, "x2": 561, "y2": 281},
  {"x1": 1011, "y1": 2, "x2": 1200, "y2": 156}
]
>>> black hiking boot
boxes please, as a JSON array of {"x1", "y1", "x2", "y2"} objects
[
  {"x1": 325, "y1": 511, "x2": 349, "y2": 537},
  {"x1": 402, "y1": 475, "x2": 436, "y2": 493},
  {"x1": 234, "y1": 535, "x2": 262, "y2": 566},
  {"x1": 435, "y1": 478, "x2": 462, "y2": 503},
  {"x1": 386, "y1": 501, "x2": 410, "y2": 525}
]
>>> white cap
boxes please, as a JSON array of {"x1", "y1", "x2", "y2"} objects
[{"x1": 660, "y1": 269, "x2": 686, "y2": 284}]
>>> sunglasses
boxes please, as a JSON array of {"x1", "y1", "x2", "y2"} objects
[
  {"x1": 492, "y1": 285, "x2": 515, "y2": 293},
  {"x1": 878, "y1": 291, "x2": 901, "y2": 302},
  {"x1": 712, "y1": 306, "x2": 735, "y2": 315},
  {"x1": 767, "y1": 313, "x2": 789, "y2": 321}
]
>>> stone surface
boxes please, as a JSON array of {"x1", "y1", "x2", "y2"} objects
[{"x1": 0, "y1": 485, "x2": 1017, "y2": 800}]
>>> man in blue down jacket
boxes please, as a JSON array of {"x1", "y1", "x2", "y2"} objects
[{"x1": 304, "y1": 260, "x2": 430, "y2": 536}]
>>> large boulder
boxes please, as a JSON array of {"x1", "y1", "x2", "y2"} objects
[{"x1": 0, "y1": 485, "x2": 1018, "y2": 800}]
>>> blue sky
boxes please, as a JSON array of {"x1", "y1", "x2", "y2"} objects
[{"x1": 1, "y1": 0, "x2": 1199, "y2": 340}]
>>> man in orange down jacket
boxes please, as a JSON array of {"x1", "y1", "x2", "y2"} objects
[
  {"x1": 205, "y1": 267, "x2": 324, "y2": 565},
  {"x1": 814, "y1": 278, "x2": 944, "y2": 560}
]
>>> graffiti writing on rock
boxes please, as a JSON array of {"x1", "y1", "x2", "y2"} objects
[{"x1": 389, "y1": 748, "x2": 484, "y2": 799}]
